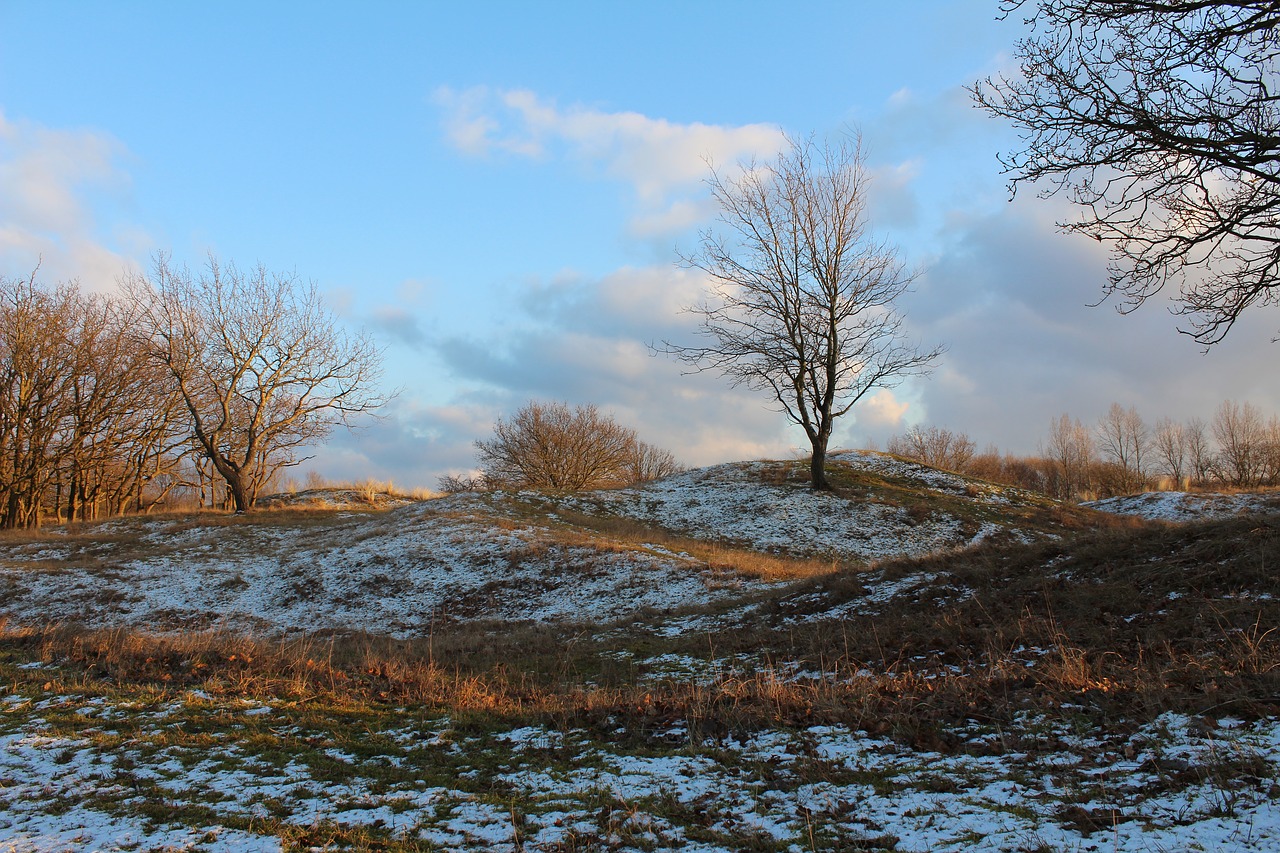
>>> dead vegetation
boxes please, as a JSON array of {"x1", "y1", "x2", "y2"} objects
[{"x1": 5, "y1": 512, "x2": 1277, "y2": 751}]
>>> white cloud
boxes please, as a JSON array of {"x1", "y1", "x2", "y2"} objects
[
  {"x1": 867, "y1": 158, "x2": 923, "y2": 230},
  {"x1": 904, "y1": 193, "x2": 1280, "y2": 454},
  {"x1": 859, "y1": 389, "x2": 911, "y2": 429},
  {"x1": 433, "y1": 86, "x2": 787, "y2": 235},
  {"x1": 0, "y1": 111, "x2": 140, "y2": 288}
]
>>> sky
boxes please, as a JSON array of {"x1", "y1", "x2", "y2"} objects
[{"x1": 1, "y1": 1, "x2": 1276, "y2": 487}]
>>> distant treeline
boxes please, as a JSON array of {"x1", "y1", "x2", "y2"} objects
[{"x1": 888, "y1": 401, "x2": 1280, "y2": 502}]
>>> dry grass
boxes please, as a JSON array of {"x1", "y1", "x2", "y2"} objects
[
  {"x1": 543, "y1": 506, "x2": 843, "y2": 581},
  {"x1": 312, "y1": 477, "x2": 440, "y2": 503},
  {"x1": 5, "y1": 513, "x2": 1277, "y2": 748}
]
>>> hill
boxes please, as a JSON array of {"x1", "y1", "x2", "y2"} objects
[{"x1": 0, "y1": 452, "x2": 1277, "y2": 851}]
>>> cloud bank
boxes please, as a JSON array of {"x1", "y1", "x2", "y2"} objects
[{"x1": 0, "y1": 111, "x2": 139, "y2": 287}]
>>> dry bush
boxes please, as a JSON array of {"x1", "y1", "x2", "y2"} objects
[
  {"x1": 887, "y1": 425, "x2": 976, "y2": 472},
  {"x1": 437, "y1": 473, "x2": 487, "y2": 494},
  {"x1": 476, "y1": 401, "x2": 680, "y2": 492}
]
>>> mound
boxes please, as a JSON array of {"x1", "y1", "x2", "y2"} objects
[
  {"x1": 545, "y1": 449, "x2": 1101, "y2": 561},
  {"x1": 0, "y1": 499, "x2": 773, "y2": 638},
  {"x1": 1085, "y1": 490, "x2": 1280, "y2": 521},
  {"x1": 0, "y1": 452, "x2": 1115, "y2": 638}
]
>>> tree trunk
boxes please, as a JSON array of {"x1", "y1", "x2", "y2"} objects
[
  {"x1": 227, "y1": 474, "x2": 250, "y2": 513},
  {"x1": 809, "y1": 437, "x2": 830, "y2": 490}
]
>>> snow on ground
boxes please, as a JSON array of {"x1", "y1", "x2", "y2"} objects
[
  {"x1": 0, "y1": 451, "x2": 1054, "y2": 639},
  {"x1": 1085, "y1": 490, "x2": 1280, "y2": 522},
  {"x1": 0, "y1": 498, "x2": 773, "y2": 638},
  {"x1": 2, "y1": 460, "x2": 1279, "y2": 850},
  {"x1": 552, "y1": 450, "x2": 1044, "y2": 561},
  {"x1": 1, "y1": 688, "x2": 1277, "y2": 852}
]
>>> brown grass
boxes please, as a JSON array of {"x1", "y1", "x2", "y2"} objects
[
  {"x1": 3, "y1": 510, "x2": 1276, "y2": 752},
  {"x1": 545, "y1": 506, "x2": 843, "y2": 581}
]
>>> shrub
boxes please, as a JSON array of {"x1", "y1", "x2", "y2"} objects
[{"x1": 474, "y1": 401, "x2": 680, "y2": 491}]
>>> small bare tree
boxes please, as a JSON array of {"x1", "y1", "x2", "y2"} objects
[
  {"x1": 1263, "y1": 413, "x2": 1280, "y2": 485},
  {"x1": 1044, "y1": 413, "x2": 1096, "y2": 500},
  {"x1": 1096, "y1": 403, "x2": 1149, "y2": 492},
  {"x1": 664, "y1": 135, "x2": 943, "y2": 489},
  {"x1": 1212, "y1": 399, "x2": 1268, "y2": 486},
  {"x1": 887, "y1": 425, "x2": 976, "y2": 472},
  {"x1": 1185, "y1": 416, "x2": 1215, "y2": 486},
  {"x1": 123, "y1": 254, "x2": 388, "y2": 512},
  {"x1": 625, "y1": 440, "x2": 683, "y2": 484},
  {"x1": 1152, "y1": 416, "x2": 1187, "y2": 489},
  {"x1": 475, "y1": 401, "x2": 677, "y2": 491}
]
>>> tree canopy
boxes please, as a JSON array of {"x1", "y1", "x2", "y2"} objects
[
  {"x1": 664, "y1": 135, "x2": 942, "y2": 489},
  {"x1": 123, "y1": 255, "x2": 388, "y2": 512},
  {"x1": 973, "y1": 0, "x2": 1280, "y2": 345}
]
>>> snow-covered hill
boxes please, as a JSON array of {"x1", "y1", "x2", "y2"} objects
[
  {"x1": 2, "y1": 454, "x2": 1279, "y2": 851},
  {"x1": 0, "y1": 451, "x2": 1092, "y2": 637},
  {"x1": 1085, "y1": 489, "x2": 1280, "y2": 521}
]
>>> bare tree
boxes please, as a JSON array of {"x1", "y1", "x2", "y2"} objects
[
  {"x1": 973, "y1": 1, "x2": 1280, "y2": 345},
  {"x1": 1212, "y1": 399, "x2": 1268, "y2": 486},
  {"x1": 1096, "y1": 402, "x2": 1149, "y2": 491},
  {"x1": 123, "y1": 255, "x2": 388, "y2": 512},
  {"x1": 475, "y1": 400, "x2": 675, "y2": 491},
  {"x1": 1263, "y1": 413, "x2": 1280, "y2": 484},
  {"x1": 625, "y1": 440, "x2": 683, "y2": 484},
  {"x1": 887, "y1": 424, "x2": 976, "y2": 472},
  {"x1": 1152, "y1": 416, "x2": 1187, "y2": 489},
  {"x1": 1185, "y1": 416, "x2": 1215, "y2": 486},
  {"x1": 663, "y1": 135, "x2": 943, "y2": 489},
  {"x1": 0, "y1": 274, "x2": 79, "y2": 528},
  {"x1": 1044, "y1": 413, "x2": 1096, "y2": 500},
  {"x1": 436, "y1": 473, "x2": 486, "y2": 494},
  {"x1": 0, "y1": 272, "x2": 195, "y2": 527}
]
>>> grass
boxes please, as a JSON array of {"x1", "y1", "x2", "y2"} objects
[
  {"x1": 4, "y1": 513, "x2": 1276, "y2": 739},
  {"x1": 1, "y1": 462, "x2": 1277, "y2": 850},
  {"x1": 537, "y1": 505, "x2": 845, "y2": 582}
]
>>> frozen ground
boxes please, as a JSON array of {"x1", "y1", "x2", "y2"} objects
[
  {"x1": 1, "y1": 685, "x2": 1278, "y2": 853},
  {"x1": 551, "y1": 450, "x2": 1060, "y2": 560},
  {"x1": 0, "y1": 498, "x2": 768, "y2": 638},
  {"x1": 0, "y1": 451, "x2": 1064, "y2": 638},
  {"x1": 2, "y1": 454, "x2": 1278, "y2": 851},
  {"x1": 1085, "y1": 490, "x2": 1280, "y2": 522}
]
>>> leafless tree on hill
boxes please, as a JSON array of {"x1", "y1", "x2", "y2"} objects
[
  {"x1": 0, "y1": 273, "x2": 192, "y2": 528},
  {"x1": 1045, "y1": 413, "x2": 1096, "y2": 500},
  {"x1": 1152, "y1": 416, "x2": 1187, "y2": 489},
  {"x1": 663, "y1": 135, "x2": 942, "y2": 489},
  {"x1": 1212, "y1": 399, "x2": 1269, "y2": 486},
  {"x1": 625, "y1": 440, "x2": 683, "y2": 484},
  {"x1": 1096, "y1": 403, "x2": 1150, "y2": 492},
  {"x1": 1184, "y1": 416, "x2": 1216, "y2": 486},
  {"x1": 0, "y1": 274, "x2": 79, "y2": 528},
  {"x1": 887, "y1": 425, "x2": 976, "y2": 472},
  {"x1": 122, "y1": 254, "x2": 388, "y2": 513}
]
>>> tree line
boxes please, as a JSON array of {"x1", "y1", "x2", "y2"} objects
[
  {"x1": 0, "y1": 257, "x2": 385, "y2": 528},
  {"x1": 889, "y1": 400, "x2": 1280, "y2": 502}
]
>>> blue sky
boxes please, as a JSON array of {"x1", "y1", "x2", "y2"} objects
[{"x1": 2, "y1": 1, "x2": 1276, "y2": 486}]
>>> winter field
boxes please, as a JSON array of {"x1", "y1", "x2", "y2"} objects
[{"x1": 0, "y1": 451, "x2": 1277, "y2": 851}]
